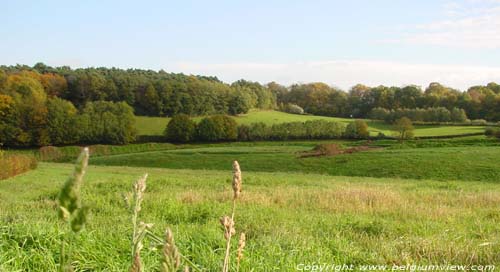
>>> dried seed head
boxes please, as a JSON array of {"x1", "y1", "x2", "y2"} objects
[
  {"x1": 232, "y1": 161, "x2": 242, "y2": 199},
  {"x1": 220, "y1": 215, "x2": 236, "y2": 240},
  {"x1": 130, "y1": 252, "x2": 142, "y2": 272},
  {"x1": 132, "y1": 174, "x2": 148, "y2": 213},
  {"x1": 237, "y1": 232, "x2": 246, "y2": 265},
  {"x1": 160, "y1": 228, "x2": 181, "y2": 272}
]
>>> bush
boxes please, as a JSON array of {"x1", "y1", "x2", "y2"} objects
[
  {"x1": 471, "y1": 119, "x2": 487, "y2": 125},
  {"x1": 237, "y1": 120, "x2": 344, "y2": 141},
  {"x1": 196, "y1": 115, "x2": 238, "y2": 142},
  {"x1": 371, "y1": 107, "x2": 470, "y2": 123},
  {"x1": 164, "y1": 114, "x2": 196, "y2": 143},
  {"x1": 283, "y1": 104, "x2": 304, "y2": 115},
  {"x1": 247, "y1": 122, "x2": 269, "y2": 141},
  {"x1": 485, "y1": 127, "x2": 500, "y2": 139},
  {"x1": 237, "y1": 124, "x2": 250, "y2": 141},
  {"x1": 0, "y1": 153, "x2": 37, "y2": 180},
  {"x1": 344, "y1": 120, "x2": 369, "y2": 139},
  {"x1": 369, "y1": 108, "x2": 390, "y2": 120}
]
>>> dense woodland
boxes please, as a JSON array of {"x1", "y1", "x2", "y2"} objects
[{"x1": 1, "y1": 63, "x2": 499, "y2": 146}]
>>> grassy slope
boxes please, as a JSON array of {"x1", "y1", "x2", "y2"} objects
[
  {"x1": 135, "y1": 110, "x2": 485, "y2": 137},
  {"x1": 89, "y1": 140, "x2": 500, "y2": 182},
  {"x1": 1, "y1": 163, "x2": 499, "y2": 270}
]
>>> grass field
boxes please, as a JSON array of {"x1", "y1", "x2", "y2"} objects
[
  {"x1": 2, "y1": 136, "x2": 499, "y2": 270},
  {"x1": 88, "y1": 139, "x2": 500, "y2": 182},
  {"x1": 135, "y1": 110, "x2": 485, "y2": 137},
  {"x1": 1, "y1": 163, "x2": 499, "y2": 271}
]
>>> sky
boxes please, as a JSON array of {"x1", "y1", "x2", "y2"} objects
[{"x1": 1, "y1": 0, "x2": 500, "y2": 91}]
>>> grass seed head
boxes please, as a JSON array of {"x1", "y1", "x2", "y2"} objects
[
  {"x1": 232, "y1": 161, "x2": 242, "y2": 199},
  {"x1": 220, "y1": 215, "x2": 235, "y2": 240},
  {"x1": 130, "y1": 252, "x2": 142, "y2": 272},
  {"x1": 160, "y1": 228, "x2": 181, "y2": 272},
  {"x1": 132, "y1": 174, "x2": 148, "y2": 213},
  {"x1": 237, "y1": 232, "x2": 246, "y2": 264}
]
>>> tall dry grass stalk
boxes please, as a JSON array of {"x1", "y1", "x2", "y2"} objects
[
  {"x1": 160, "y1": 228, "x2": 181, "y2": 272},
  {"x1": 221, "y1": 161, "x2": 242, "y2": 272},
  {"x1": 236, "y1": 233, "x2": 246, "y2": 272},
  {"x1": 125, "y1": 174, "x2": 150, "y2": 272},
  {"x1": 57, "y1": 147, "x2": 89, "y2": 272}
]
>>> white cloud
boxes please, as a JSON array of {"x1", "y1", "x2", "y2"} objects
[
  {"x1": 172, "y1": 60, "x2": 500, "y2": 91},
  {"x1": 388, "y1": 1, "x2": 500, "y2": 48}
]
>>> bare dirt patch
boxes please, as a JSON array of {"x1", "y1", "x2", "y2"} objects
[{"x1": 299, "y1": 143, "x2": 382, "y2": 158}]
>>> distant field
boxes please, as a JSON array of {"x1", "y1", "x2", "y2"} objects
[
  {"x1": 90, "y1": 139, "x2": 500, "y2": 182},
  {"x1": 135, "y1": 110, "x2": 485, "y2": 137},
  {"x1": 1, "y1": 163, "x2": 499, "y2": 270}
]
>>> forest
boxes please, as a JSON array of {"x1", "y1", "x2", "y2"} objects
[{"x1": 1, "y1": 63, "x2": 499, "y2": 146}]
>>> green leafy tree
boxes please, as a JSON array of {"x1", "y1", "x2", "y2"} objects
[
  {"x1": 164, "y1": 114, "x2": 196, "y2": 142},
  {"x1": 47, "y1": 97, "x2": 79, "y2": 145},
  {"x1": 393, "y1": 117, "x2": 414, "y2": 140},
  {"x1": 196, "y1": 115, "x2": 237, "y2": 141}
]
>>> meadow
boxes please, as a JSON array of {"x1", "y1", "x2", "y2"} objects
[
  {"x1": 1, "y1": 135, "x2": 500, "y2": 270},
  {"x1": 135, "y1": 110, "x2": 485, "y2": 137},
  {"x1": 1, "y1": 162, "x2": 499, "y2": 271}
]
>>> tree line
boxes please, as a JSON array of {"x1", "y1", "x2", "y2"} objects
[
  {"x1": 165, "y1": 114, "x2": 368, "y2": 142},
  {"x1": 2, "y1": 64, "x2": 500, "y2": 122},
  {"x1": 0, "y1": 70, "x2": 135, "y2": 146},
  {"x1": 1, "y1": 63, "x2": 500, "y2": 146},
  {"x1": 277, "y1": 82, "x2": 500, "y2": 122}
]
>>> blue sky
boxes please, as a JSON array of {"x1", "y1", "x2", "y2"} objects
[{"x1": 2, "y1": 0, "x2": 500, "y2": 90}]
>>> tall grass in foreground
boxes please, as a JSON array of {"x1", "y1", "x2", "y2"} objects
[
  {"x1": 57, "y1": 147, "x2": 89, "y2": 271},
  {"x1": 122, "y1": 159, "x2": 246, "y2": 271}
]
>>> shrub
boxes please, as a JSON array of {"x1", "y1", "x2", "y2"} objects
[
  {"x1": 373, "y1": 107, "x2": 469, "y2": 123},
  {"x1": 344, "y1": 120, "x2": 369, "y2": 139},
  {"x1": 283, "y1": 104, "x2": 304, "y2": 115},
  {"x1": 369, "y1": 107, "x2": 390, "y2": 120},
  {"x1": 164, "y1": 114, "x2": 196, "y2": 143},
  {"x1": 247, "y1": 122, "x2": 269, "y2": 141},
  {"x1": 237, "y1": 124, "x2": 250, "y2": 141},
  {"x1": 196, "y1": 115, "x2": 238, "y2": 142},
  {"x1": 238, "y1": 120, "x2": 344, "y2": 141},
  {"x1": 0, "y1": 153, "x2": 38, "y2": 180},
  {"x1": 485, "y1": 127, "x2": 500, "y2": 139},
  {"x1": 471, "y1": 119, "x2": 487, "y2": 125}
]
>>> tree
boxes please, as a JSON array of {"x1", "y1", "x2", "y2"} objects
[
  {"x1": 0, "y1": 94, "x2": 19, "y2": 145},
  {"x1": 450, "y1": 108, "x2": 468, "y2": 123},
  {"x1": 4, "y1": 72, "x2": 49, "y2": 146},
  {"x1": 47, "y1": 97, "x2": 79, "y2": 145},
  {"x1": 164, "y1": 114, "x2": 196, "y2": 142},
  {"x1": 79, "y1": 101, "x2": 136, "y2": 144},
  {"x1": 196, "y1": 115, "x2": 237, "y2": 141},
  {"x1": 393, "y1": 117, "x2": 414, "y2": 140},
  {"x1": 344, "y1": 120, "x2": 369, "y2": 139},
  {"x1": 228, "y1": 92, "x2": 251, "y2": 115}
]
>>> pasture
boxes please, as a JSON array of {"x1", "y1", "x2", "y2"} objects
[
  {"x1": 135, "y1": 110, "x2": 485, "y2": 137},
  {"x1": 1, "y1": 162, "x2": 499, "y2": 271},
  {"x1": 1, "y1": 136, "x2": 500, "y2": 270}
]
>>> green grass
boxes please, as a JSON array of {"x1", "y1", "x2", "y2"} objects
[
  {"x1": 135, "y1": 110, "x2": 485, "y2": 137},
  {"x1": 88, "y1": 139, "x2": 500, "y2": 182},
  {"x1": 1, "y1": 163, "x2": 499, "y2": 270}
]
